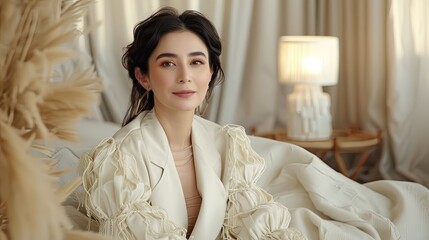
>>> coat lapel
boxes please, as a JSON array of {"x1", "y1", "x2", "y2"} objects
[
  {"x1": 138, "y1": 111, "x2": 227, "y2": 238},
  {"x1": 139, "y1": 111, "x2": 188, "y2": 229},
  {"x1": 189, "y1": 119, "x2": 227, "y2": 239}
]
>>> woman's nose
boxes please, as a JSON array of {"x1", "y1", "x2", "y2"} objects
[{"x1": 177, "y1": 65, "x2": 191, "y2": 83}]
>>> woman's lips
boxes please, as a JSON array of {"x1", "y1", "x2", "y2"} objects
[{"x1": 173, "y1": 90, "x2": 196, "y2": 98}]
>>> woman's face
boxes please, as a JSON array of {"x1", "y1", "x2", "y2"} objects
[{"x1": 138, "y1": 30, "x2": 212, "y2": 115}]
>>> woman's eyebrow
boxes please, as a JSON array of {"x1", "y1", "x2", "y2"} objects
[
  {"x1": 156, "y1": 53, "x2": 176, "y2": 60},
  {"x1": 155, "y1": 51, "x2": 207, "y2": 60},
  {"x1": 189, "y1": 51, "x2": 207, "y2": 58}
]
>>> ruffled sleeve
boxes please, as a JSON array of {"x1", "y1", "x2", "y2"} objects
[
  {"x1": 221, "y1": 125, "x2": 306, "y2": 240},
  {"x1": 78, "y1": 138, "x2": 187, "y2": 240}
]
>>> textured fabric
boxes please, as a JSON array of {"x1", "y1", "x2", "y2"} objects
[
  {"x1": 172, "y1": 145, "x2": 201, "y2": 234},
  {"x1": 78, "y1": 110, "x2": 302, "y2": 240},
  {"x1": 251, "y1": 136, "x2": 429, "y2": 240}
]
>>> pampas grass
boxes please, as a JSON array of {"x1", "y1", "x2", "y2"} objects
[{"x1": 0, "y1": 0, "x2": 107, "y2": 239}]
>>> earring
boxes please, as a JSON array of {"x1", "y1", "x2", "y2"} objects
[{"x1": 145, "y1": 90, "x2": 150, "y2": 103}]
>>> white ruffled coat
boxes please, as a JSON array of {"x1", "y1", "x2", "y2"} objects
[{"x1": 79, "y1": 110, "x2": 304, "y2": 240}]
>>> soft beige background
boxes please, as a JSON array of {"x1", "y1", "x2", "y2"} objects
[{"x1": 78, "y1": 0, "x2": 429, "y2": 186}]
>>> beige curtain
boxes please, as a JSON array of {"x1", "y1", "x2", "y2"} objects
[
  {"x1": 384, "y1": 0, "x2": 429, "y2": 185},
  {"x1": 86, "y1": 0, "x2": 429, "y2": 186}
]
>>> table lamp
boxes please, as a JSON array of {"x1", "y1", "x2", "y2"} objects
[{"x1": 278, "y1": 36, "x2": 339, "y2": 140}]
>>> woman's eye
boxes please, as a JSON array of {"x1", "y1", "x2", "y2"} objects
[
  {"x1": 192, "y1": 60, "x2": 204, "y2": 65},
  {"x1": 161, "y1": 62, "x2": 174, "y2": 67}
]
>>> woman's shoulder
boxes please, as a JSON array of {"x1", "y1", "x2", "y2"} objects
[
  {"x1": 193, "y1": 115, "x2": 221, "y2": 128},
  {"x1": 193, "y1": 115, "x2": 247, "y2": 135},
  {"x1": 109, "y1": 111, "x2": 150, "y2": 145},
  {"x1": 80, "y1": 114, "x2": 145, "y2": 166}
]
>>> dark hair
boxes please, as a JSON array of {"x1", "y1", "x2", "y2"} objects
[{"x1": 121, "y1": 7, "x2": 224, "y2": 126}]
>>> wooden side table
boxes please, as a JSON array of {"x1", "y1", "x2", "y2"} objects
[{"x1": 252, "y1": 127, "x2": 382, "y2": 180}]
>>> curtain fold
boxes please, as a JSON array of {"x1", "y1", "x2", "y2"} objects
[
  {"x1": 206, "y1": 0, "x2": 254, "y2": 124},
  {"x1": 86, "y1": 0, "x2": 429, "y2": 186},
  {"x1": 384, "y1": 0, "x2": 429, "y2": 185}
]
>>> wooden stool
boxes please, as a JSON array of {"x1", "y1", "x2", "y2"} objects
[{"x1": 252, "y1": 127, "x2": 382, "y2": 180}]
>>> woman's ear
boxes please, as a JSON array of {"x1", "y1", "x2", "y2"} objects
[{"x1": 135, "y1": 67, "x2": 151, "y2": 90}]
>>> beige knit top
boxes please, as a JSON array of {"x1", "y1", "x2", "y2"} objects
[{"x1": 172, "y1": 145, "x2": 202, "y2": 236}]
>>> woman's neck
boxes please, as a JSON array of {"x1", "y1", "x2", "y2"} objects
[{"x1": 154, "y1": 108, "x2": 194, "y2": 150}]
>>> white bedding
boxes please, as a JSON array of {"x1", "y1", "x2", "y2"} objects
[
  {"x1": 252, "y1": 136, "x2": 429, "y2": 240},
  {"x1": 51, "y1": 120, "x2": 429, "y2": 239}
]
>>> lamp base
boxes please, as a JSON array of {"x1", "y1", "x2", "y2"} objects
[{"x1": 286, "y1": 84, "x2": 333, "y2": 140}]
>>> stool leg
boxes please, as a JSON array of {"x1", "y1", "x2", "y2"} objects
[
  {"x1": 334, "y1": 151, "x2": 349, "y2": 177},
  {"x1": 350, "y1": 149, "x2": 373, "y2": 180}
]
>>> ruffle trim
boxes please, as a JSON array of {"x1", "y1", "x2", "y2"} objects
[
  {"x1": 78, "y1": 138, "x2": 188, "y2": 239},
  {"x1": 221, "y1": 125, "x2": 306, "y2": 240}
]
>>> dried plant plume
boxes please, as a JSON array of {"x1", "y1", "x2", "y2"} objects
[{"x1": 0, "y1": 0, "x2": 107, "y2": 239}]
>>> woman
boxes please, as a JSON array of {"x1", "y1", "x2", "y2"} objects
[{"x1": 79, "y1": 7, "x2": 305, "y2": 240}]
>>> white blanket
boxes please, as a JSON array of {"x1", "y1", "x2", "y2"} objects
[{"x1": 252, "y1": 136, "x2": 429, "y2": 240}]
